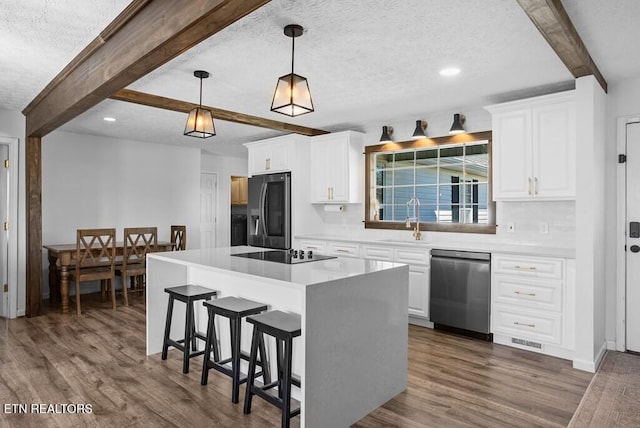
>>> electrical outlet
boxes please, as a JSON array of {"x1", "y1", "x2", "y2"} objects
[
  {"x1": 507, "y1": 222, "x2": 515, "y2": 232},
  {"x1": 539, "y1": 222, "x2": 549, "y2": 234}
]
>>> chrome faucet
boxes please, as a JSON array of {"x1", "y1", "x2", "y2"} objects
[{"x1": 405, "y1": 196, "x2": 421, "y2": 240}]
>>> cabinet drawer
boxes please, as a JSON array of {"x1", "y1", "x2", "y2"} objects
[
  {"x1": 493, "y1": 275, "x2": 562, "y2": 311},
  {"x1": 360, "y1": 245, "x2": 393, "y2": 261},
  {"x1": 299, "y1": 240, "x2": 326, "y2": 254},
  {"x1": 326, "y1": 242, "x2": 360, "y2": 258},
  {"x1": 492, "y1": 304, "x2": 562, "y2": 345},
  {"x1": 395, "y1": 248, "x2": 430, "y2": 266},
  {"x1": 492, "y1": 254, "x2": 563, "y2": 279}
]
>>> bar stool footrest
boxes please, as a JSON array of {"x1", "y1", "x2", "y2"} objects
[{"x1": 251, "y1": 386, "x2": 301, "y2": 415}]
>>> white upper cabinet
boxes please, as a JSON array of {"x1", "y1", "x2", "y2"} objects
[
  {"x1": 486, "y1": 91, "x2": 576, "y2": 200},
  {"x1": 309, "y1": 131, "x2": 365, "y2": 203},
  {"x1": 245, "y1": 135, "x2": 297, "y2": 176}
]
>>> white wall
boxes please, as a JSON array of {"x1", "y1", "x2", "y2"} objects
[
  {"x1": 605, "y1": 75, "x2": 640, "y2": 348},
  {"x1": 574, "y1": 76, "x2": 607, "y2": 371},
  {"x1": 201, "y1": 153, "x2": 247, "y2": 247},
  {"x1": 0, "y1": 108, "x2": 26, "y2": 316},
  {"x1": 41, "y1": 130, "x2": 201, "y2": 295}
]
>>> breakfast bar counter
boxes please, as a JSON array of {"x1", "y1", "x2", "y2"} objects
[{"x1": 146, "y1": 246, "x2": 409, "y2": 428}]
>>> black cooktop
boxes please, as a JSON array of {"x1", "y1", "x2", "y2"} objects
[{"x1": 232, "y1": 249, "x2": 336, "y2": 264}]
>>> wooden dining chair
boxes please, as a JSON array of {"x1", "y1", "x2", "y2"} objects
[
  {"x1": 69, "y1": 228, "x2": 117, "y2": 315},
  {"x1": 171, "y1": 225, "x2": 186, "y2": 251},
  {"x1": 116, "y1": 227, "x2": 158, "y2": 306}
]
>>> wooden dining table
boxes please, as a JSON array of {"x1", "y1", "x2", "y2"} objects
[{"x1": 43, "y1": 241, "x2": 174, "y2": 313}]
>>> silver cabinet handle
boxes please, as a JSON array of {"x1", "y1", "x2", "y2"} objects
[
  {"x1": 335, "y1": 249, "x2": 350, "y2": 253},
  {"x1": 265, "y1": 158, "x2": 271, "y2": 170},
  {"x1": 514, "y1": 321, "x2": 536, "y2": 328},
  {"x1": 534, "y1": 177, "x2": 538, "y2": 195},
  {"x1": 327, "y1": 187, "x2": 331, "y2": 200},
  {"x1": 514, "y1": 291, "x2": 536, "y2": 296},
  {"x1": 514, "y1": 265, "x2": 537, "y2": 270},
  {"x1": 528, "y1": 177, "x2": 532, "y2": 195}
]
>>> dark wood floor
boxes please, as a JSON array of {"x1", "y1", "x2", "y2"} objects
[{"x1": 0, "y1": 295, "x2": 592, "y2": 427}]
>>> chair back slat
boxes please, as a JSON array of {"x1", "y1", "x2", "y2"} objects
[
  {"x1": 123, "y1": 227, "x2": 158, "y2": 267},
  {"x1": 76, "y1": 228, "x2": 116, "y2": 269},
  {"x1": 170, "y1": 225, "x2": 186, "y2": 251}
]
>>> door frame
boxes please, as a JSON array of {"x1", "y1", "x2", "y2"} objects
[
  {"x1": 0, "y1": 136, "x2": 19, "y2": 319},
  {"x1": 616, "y1": 115, "x2": 640, "y2": 351}
]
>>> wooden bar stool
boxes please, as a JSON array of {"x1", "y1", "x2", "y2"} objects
[
  {"x1": 243, "y1": 310, "x2": 301, "y2": 428},
  {"x1": 201, "y1": 296, "x2": 271, "y2": 403},
  {"x1": 161, "y1": 285, "x2": 217, "y2": 374}
]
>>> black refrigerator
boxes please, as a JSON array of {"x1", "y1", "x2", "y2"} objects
[{"x1": 247, "y1": 172, "x2": 291, "y2": 250}]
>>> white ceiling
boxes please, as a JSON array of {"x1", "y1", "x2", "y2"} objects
[{"x1": 1, "y1": 1, "x2": 639, "y2": 158}]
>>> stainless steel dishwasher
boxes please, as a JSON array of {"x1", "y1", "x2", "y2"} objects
[{"x1": 430, "y1": 249, "x2": 491, "y2": 339}]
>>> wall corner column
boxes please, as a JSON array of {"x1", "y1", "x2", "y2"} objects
[{"x1": 25, "y1": 135, "x2": 42, "y2": 317}]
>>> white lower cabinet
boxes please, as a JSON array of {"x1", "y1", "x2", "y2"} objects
[
  {"x1": 394, "y1": 248, "x2": 430, "y2": 320},
  {"x1": 407, "y1": 265, "x2": 430, "y2": 319},
  {"x1": 299, "y1": 240, "x2": 327, "y2": 254},
  {"x1": 326, "y1": 242, "x2": 360, "y2": 258},
  {"x1": 491, "y1": 253, "x2": 574, "y2": 360}
]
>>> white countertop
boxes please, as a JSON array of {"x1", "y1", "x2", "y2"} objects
[
  {"x1": 296, "y1": 234, "x2": 576, "y2": 259},
  {"x1": 147, "y1": 246, "x2": 405, "y2": 287}
]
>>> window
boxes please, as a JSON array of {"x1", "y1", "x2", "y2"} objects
[{"x1": 365, "y1": 131, "x2": 495, "y2": 234}]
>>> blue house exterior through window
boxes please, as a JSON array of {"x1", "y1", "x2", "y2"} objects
[{"x1": 374, "y1": 141, "x2": 489, "y2": 224}]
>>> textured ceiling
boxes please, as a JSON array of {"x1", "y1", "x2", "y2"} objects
[{"x1": 1, "y1": 0, "x2": 639, "y2": 158}]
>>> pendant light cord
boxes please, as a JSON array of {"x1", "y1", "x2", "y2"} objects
[
  {"x1": 199, "y1": 76, "x2": 203, "y2": 107},
  {"x1": 291, "y1": 34, "x2": 295, "y2": 76}
]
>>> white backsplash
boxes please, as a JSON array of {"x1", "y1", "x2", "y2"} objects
[{"x1": 311, "y1": 200, "x2": 575, "y2": 250}]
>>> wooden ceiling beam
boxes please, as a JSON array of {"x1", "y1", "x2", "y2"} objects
[
  {"x1": 516, "y1": 0, "x2": 607, "y2": 93},
  {"x1": 23, "y1": 0, "x2": 272, "y2": 137},
  {"x1": 110, "y1": 89, "x2": 329, "y2": 136}
]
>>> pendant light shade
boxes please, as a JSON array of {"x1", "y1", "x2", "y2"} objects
[
  {"x1": 411, "y1": 120, "x2": 428, "y2": 139},
  {"x1": 271, "y1": 24, "x2": 314, "y2": 117},
  {"x1": 184, "y1": 70, "x2": 215, "y2": 138},
  {"x1": 449, "y1": 113, "x2": 466, "y2": 135},
  {"x1": 379, "y1": 126, "x2": 394, "y2": 143}
]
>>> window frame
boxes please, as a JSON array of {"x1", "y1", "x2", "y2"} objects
[{"x1": 364, "y1": 130, "x2": 496, "y2": 234}]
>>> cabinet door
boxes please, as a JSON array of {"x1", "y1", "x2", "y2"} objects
[
  {"x1": 326, "y1": 241, "x2": 360, "y2": 258},
  {"x1": 310, "y1": 140, "x2": 332, "y2": 202},
  {"x1": 532, "y1": 101, "x2": 576, "y2": 199},
  {"x1": 237, "y1": 177, "x2": 248, "y2": 204},
  {"x1": 247, "y1": 140, "x2": 291, "y2": 175},
  {"x1": 326, "y1": 137, "x2": 350, "y2": 202},
  {"x1": 267, "y1": 140, "x2": 290, "y2": 172},
  {"x1": 492, "y1": 109, "x2": 533, "y2": 199},
  {"x1": 248, "y1": 144, "x2": 270, "y2": 175},
  {"x1": 408, "y1": 265, "x2": 430, "y2": 318},
  {"x1": 310, "y1": 136, "x2": 350, "y2": 202}
]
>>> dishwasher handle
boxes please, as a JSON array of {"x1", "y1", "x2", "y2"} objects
[{"x1": 431, "y1": 249, "x2": 490, "y2": 261}]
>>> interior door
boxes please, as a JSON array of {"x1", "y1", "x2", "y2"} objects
[
  {"x1": 626, "y1": 122, "x2": 640, "y2": 352},
  {"x1": 0, "y1": 144, "x2": 8, "y2": 318},
  {"x1": 200, "y1": 173, "x2": 217, "y2": 249}
]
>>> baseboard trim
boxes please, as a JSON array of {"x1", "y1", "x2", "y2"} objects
[{"x1": 408, "y1": 316, "x2": 433, "y2": 328}]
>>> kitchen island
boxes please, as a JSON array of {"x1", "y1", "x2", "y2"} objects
[{"x1": 146, "y1": 246, "x2": 409, "y2": 428}]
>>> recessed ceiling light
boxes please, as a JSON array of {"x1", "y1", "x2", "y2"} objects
[
  {"x1": 439, "y1": 67, "x2": 461, "y2": 77},
  {"x1": 103, "y1": 117, "x2": 116, "y2": 122}
]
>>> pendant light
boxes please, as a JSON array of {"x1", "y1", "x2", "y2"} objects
[
  {"x1": 411, "y1": 120, "x2": 428, "y2": 139},
  {"x1": 184, "y1": 70, "x2": 215, "y2": 138},
  {"x1": 270, "y1": 24, "x2": 314, "y2": 117},
  {"x1": 449, "y1": 113, "x2": 466, "y2": 134},
  {"x1": 379, "y1": 126, "x2": 394, "y2": 143}
]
